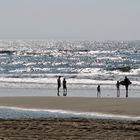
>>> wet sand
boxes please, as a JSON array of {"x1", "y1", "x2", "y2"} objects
[
  {"x1": 0, "y1": 97, "x2": 140, "y2": 116},
  {"x1": 0, "y1": 97, "x2": 140, "y2": 139}
]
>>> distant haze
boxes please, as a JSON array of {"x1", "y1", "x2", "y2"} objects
[{"x1": 0, "y1": 0, "x2": 140, "y2": 40}]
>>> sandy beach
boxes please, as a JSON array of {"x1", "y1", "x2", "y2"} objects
[
  {"x1": 0, "y1": 118, "x2": 140, "y2": 140},
  {"x1": 0, "y1": 96, "x2": 140, "y2": 116},
  {"x1": 0, "y1": 97, "x2": 140, "y2": 139}
]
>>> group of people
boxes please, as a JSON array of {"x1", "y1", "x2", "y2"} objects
[
  {"x1": 57, "y1": 76, "x2": 132, "y2": 98},
  {"x1": 97, "y1": 76, "x2": 132, "y2": 98},
  {"x1": 57, "y1": 76, "x2": 67, "y2": 96}
]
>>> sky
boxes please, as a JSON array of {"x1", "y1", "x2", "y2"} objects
[{"x1": 0, "y1": 0, "x2": 140, "y2": 40}]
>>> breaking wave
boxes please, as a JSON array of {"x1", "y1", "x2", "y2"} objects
[{"x1": 0, "y1": 40, "x2": 139, "y2": 88}]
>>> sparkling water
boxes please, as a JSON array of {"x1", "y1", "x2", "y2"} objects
[{"x1": 0, "y1": 40, "x2": 139, "y2": 89}]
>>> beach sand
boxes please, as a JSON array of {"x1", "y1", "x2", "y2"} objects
[
  {"x1": 0, "y1": 118, "x2": 140, "y2": 140},
  {"x1": 0, "y1": 97, "x2": 140, "y2": 139},
  {"x1": 0, "y1": 97, "x2": 140, "y2": 116}
]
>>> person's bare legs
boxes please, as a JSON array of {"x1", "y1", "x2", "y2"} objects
[
  {"x1": 57, "y1": 87, "x2": 60, "y2": 96},
  {"x1": 117, "y1": 89, "x2": 120, "y2": 97},
  {"x1": 126, "y1": 86, "x2": 128, "y2": 97},
  {"x1": 63, "y1": 88, "x2": 67, "y2": 96}
]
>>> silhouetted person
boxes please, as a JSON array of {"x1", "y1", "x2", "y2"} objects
[
  {"x1": 63, "y1": 78, "x2": 67, "y2": 96},
  {"x1": 116, "y1": 81, "x2": 120, "y2": 97},
  {"x1": 120, "y1": 76, "x2": 132, "y2": 97},
  {"x1": 57, "y1": 76, "x2": 61, "y2": 96},
  {"x1": 124, "y1": 76, "x2": 132, "y2": 97},
  {"x1": 97, "y1": 85, "x2": 101, "y2": 97}
]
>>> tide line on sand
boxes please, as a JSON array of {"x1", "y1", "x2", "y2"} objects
[{"x1": 0, "y1": 106, "x2": 140, "y2": 121}]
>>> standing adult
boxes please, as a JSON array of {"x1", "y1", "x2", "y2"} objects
[
  {"x1": 57, "y1": 76, "x2": 61, "y2": 96},
  {"x1": 120, "y1": 76, "x2": 132, "y2": 97},
  {"x1": 97, "y1": 85, "x2": 101, "y2": 97},
  {"x1": 63, "y1": 78, "x2": 67, "y2": 96},
  {"x1": 124, "y1": 76, "x2": 132, "y2": 97},
  {"x1": 116, "y1": 81, "x2": 120, "y2": 97}
]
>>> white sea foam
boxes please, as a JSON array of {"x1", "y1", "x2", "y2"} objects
[
  {"x1": 0, "y1": 40, "x2": 139, "y2": 90},
  {"x1": 0, "y1": 76, "x2": 140, "y2": 89}
]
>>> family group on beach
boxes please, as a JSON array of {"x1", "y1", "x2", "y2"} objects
[
  {"x1": 57, "y1": 76, "x2": 132, "y2": 98},
  {"x1": 97, "y1": 76, "x2": 132, "y2": 98}
]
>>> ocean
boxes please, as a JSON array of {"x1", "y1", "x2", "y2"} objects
[
  {"x1": 0, "y1": 40, "x2": 139, "y2": 96},
  {"x1": 0, "y1": 40, "x2": 140, "y2": 119}
]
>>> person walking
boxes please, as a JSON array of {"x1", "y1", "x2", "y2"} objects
[
  {"x1": 63, "y1": 78, "x2": 67, "y2": 96},
  {"x1": 116, "y1": 81, "x2": 120, "y2": 97},
  {"x1": 57, "y1": 76, "x2": 61, "y2": 96},
  {"x1": 97, "y1": 85, "x2": 101, "y2": 97}
]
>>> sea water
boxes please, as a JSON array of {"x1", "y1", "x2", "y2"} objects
[
  {"x1": 0, "y1": 40, "x2": 140, "y2": 97},
  {"x1": 0, "y1": 40, "x2": 140, "y2": 119},
  {"x1": 0, "y1": 40, "x2": 139, "y2": 92}
]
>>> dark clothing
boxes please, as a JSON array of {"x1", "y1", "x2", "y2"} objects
[
  {"x1": 63, "y1": 78, "x2": 67, "y2": 96},
  {"x1": 124, "y1": 77, "x2": 131, "y2": 86},
  {"x1": 63, "y1": 79, "x2": 66, "y2": 89},
  {"x1": 97, "y1": 85, "x2": 101, "y2": 97},
  {"x1": 97, "y1": 86, "x2": 100, "y2": 92},
  {"x1": 116, "y1": 81, "x2": 120, "y2": 89},
  {"x1": 123, "y1": 76, "x2": 131, "y2": 97},
  {"x1": 120, "y1": 76, "x2": 132, "y2": 97},
  {"x1": 57, "y1": 78, "x2": 61, "y2": 88},
  {"x1": 116, "y1": 81, "x2": 120, "y2": 97},
  {"x1": 57, "y1": 77, "x2": 61, "y2": 96}
]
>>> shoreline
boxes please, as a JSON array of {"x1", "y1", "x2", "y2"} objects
[
  {"x1": 0, "y1": 96, "x2": 140, "y2": 139},
  {"x1": 0, "y1": 106, "x2": 140, "y2": 121},
  {"x1": 0, "y1": 96, "x2": 140, "y2": 117}
]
